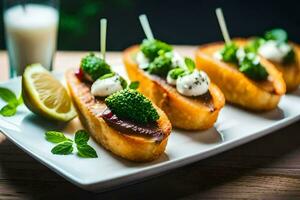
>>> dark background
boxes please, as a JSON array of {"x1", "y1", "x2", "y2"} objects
[{"x1": 0, "y1": 0, "x2": 300, "y2": 51}]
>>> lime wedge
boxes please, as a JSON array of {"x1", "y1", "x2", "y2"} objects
[{"x1": 22, "y1": 64, "x2": 77, "y2": 122}]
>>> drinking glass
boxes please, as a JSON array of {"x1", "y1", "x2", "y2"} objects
[{"x1": 3, "y1": 0, "x2": 59, "y2": 77}]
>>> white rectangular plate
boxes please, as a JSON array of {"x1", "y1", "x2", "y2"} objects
[{"x1": 1, "y1": 69, "x2": 300, "y2": 192}]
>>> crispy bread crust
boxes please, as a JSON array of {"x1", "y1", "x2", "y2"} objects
[{"x1": 65, "y1": 70, "x2": 171, "y2": 162}]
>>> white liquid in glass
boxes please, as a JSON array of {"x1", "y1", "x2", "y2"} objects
[{"x1": 4, "y1": 4, "x2": 58, "y2": 75}]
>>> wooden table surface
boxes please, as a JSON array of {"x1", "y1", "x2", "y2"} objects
[{"x1": 1, "y1": 48, "x2": 300, "y2": 199}]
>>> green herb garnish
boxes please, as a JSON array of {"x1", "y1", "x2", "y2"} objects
[
  {"x1": 220, "y1": 44, "x2": 268, "y2": 80},
  {"x1": 264, "y1": 29, "x2": 288, "y2": 43},
  {"x1": 77, "y1": 144, "x2": 98, "y2": 158},
  {"x1": 74, "y1": 130, "x2": 90, "y2": 145},
  {"x1": 168, "y1": 68, "x2": 186, "y2": 80},
  {"x1": 45, "y1": 131, "x2": 69, "y2": 143},
  {"x1": 80, "y1": 53, "x2": 112, "y2": 81},
  {"x1": 129, "y1": 81, "x2": 140, "y2": 90},
  {"x1": 147, "y1": 51, "x2": 173, "y2": 77},
  {"x1": 74, "y1": 130, "x2": 97, "y2": 158},
  {"x1": 140, "y1": 39, "x2": 173, "y2": 61},
  {"x1": 184, "y1": 57, "x2": 196, "y2": 72},
  {"x1": 105, "y1": 89, "x2": 159, "y2": 124},
  {"x1": 245, "y1": 38, "x2": 266, "y2": 53},
  {"x1": 99, "y1": 72, "x2": 115, "y2": 80},
  {"x1": 0, "y1": 87, "x2": 23, "y2": 117},
  {"x1": 51, "y1": 141, "x2": 73, "y2": 155},
  {"x1": 45, "y1": 130, "x2": 98, "y2": 158},
  {"x1": 239, "y1": 54, "x2": 268, "y2": 80},
  {"x1": 220, "y1": 43, "x2": 239, "y2": 63}
]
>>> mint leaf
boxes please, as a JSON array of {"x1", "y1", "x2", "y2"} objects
[
  {"x1": 184, "y1": 57, "x2": 196, "y2": 72},
  {"x1": 99, "y1": 72, "x2": 115, "y2": 80},
  {"x1": 51, "y1": 141, "x2": 73, "y2": 155},
  {"x1": 75, "y1": 130, "x2": 89, "y2": 145},
  {"x1": 77, "y1": 144, "x2": 98, "y2": 158},
  {"x1": 45, "y1": 131, "x2": 68, "y2": 143},
  {"x1": 0, "y1": 87, "x2": 17, "y2": 104},
  {"x1": 0, "y1": 104, "x2": 16, "y2": 117},
  {"x1": 168, "y1": 68, "x2": 185, "y2": 79},
  {"x1": 129, "y1": 81, "x2": 140, "y2": 90}
]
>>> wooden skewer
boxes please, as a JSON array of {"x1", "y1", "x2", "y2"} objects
[
  {"x1": 215, "y1": 8, "x2": 231, "y2": 44},
  {"x1": 100, "y1": 18, "x2": 107, "y2": 60},
  {"x1": 139, "y1": 14, "x2": 154, "y2": 40}
]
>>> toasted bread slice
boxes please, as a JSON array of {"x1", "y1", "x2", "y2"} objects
[
  {"x1": 195, "y1": 39, "x2": 286, "y2": 111},
  {"x1": 123, "y1": 46, "x2": 225, "y2": 130},
  {"x1": 65, "y1": 69, "x2": 172, "y2": 162}
]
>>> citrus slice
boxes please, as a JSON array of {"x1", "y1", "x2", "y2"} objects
[{"x1": 22, "y1": 64, "x2": 77, "y2": 122}]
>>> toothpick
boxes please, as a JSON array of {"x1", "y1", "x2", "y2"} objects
[
  {"x1": 215, "y1": 8, "x2": 231, "y2": 44},
  {"x1": 139, "y1": 14, "x2": 154, "y2": 40},
  {"x1": 100, "y1": 18, "x2": 107, "y2": 60}
]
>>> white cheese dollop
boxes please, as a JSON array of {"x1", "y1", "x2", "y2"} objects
[
  {"x1": 91, "y1": 75, "x2": 123, "y2": 97},
  {"x1": 136, "y1": 51, "x2": 149, "y2": 69},
  {"x1": 258, "y1": 40, "x2": 292, "y2": 63},
  {"x1": 176, "y1": 70, "x2": 210, "y2": 96},
  {"x1": 166, "y1": 72, "x2": 177, "y2": 85}
]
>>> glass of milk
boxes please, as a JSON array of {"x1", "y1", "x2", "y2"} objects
[{"x1": 3, "y1": 0, "x2": 59, "y2": 77}]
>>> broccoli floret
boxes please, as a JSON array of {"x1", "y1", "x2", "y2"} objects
[
  {"x1": 105, "y1": 89, "x2": 159, "y2": 124},
  {"x1": 239, "y1": 54, "x2": 268, "y2": 81},
  {"x1": 80, "y1": 53, "x2": 112, "y2": 81},
  {"x1": 140, "y1": 39, "x2": 172, "y2": 61},
  {"x1": 147, "y1": 51, "x2": 173, "y2": 77},
  {"x1": 244, "y1": 38, "x2": 266, "y2": 53},
  {"x1": 220, "y1": 43, "x2": 239, "y2": 63}
]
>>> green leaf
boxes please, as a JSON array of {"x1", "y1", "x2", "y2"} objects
[
  {"x1": 51, "y1": 141, "x2": 73, "y2": 155},
  {"x1": 45, "y1": 131, "x2": 69, "y2": 143},
  {"x1": 184, "y1": 57, "x2": 196, "y2": 72},
  {"x1": 129, "y1": 81, "x2": 140, "y2": 90},
  {"x1": 119, "y1": 76, "x2": 128, "y2": 89},
  {"x1": 0, "y1": 104, "x2": 16, "y2": 117},
  {"x1": 77, "y1": 144, "x2": 98, "y2": 158},
  {"x1": 220, "y1": 43, "x2": 239, "y2": 63},
  {"x1": 168, "y1": 68, "x2": 186, "y2": 79},
  {"x1": 0, "y1": 87, "x2": 17, "y2": 104},
  {"x1": 264, "y1": 29, "x2": 288, "y2": 43},
  {"x1": 74, "y1": 130, "x2": 90, "y2": 145},
  {"x1": 99, "y1": 72, "x2": 115, "y2": 80}
]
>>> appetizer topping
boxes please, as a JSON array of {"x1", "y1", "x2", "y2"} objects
[
  {"x1": 91, "y1": 73, "x2": 127, "y2": 97},
  {"x1": 136, "y1": 51, "x2": 150, "y2": 69},
  {"x1": 80, "y1": 53, "x2": 112, "y2": 81},
  {"x1": 102, "y1": 108, "x2": 164, "y2": 142},
  {"x1": 140, "y1": 39, "x2": 173, "y2": 61},
  {"x1": 171, "y1": 51, "x2": 186, "y2": 69},
  {"x1": 147, "y1": 51, "x2": 173, "y2": 76},
  {"x1": 176, "y1": 70, "x2": 210, "y2": 96},
  {"x1": 105, "y1": 89, "x2": 159, "y2": 124},
  {"x1": 246, "y1": 29, "x2": 295, "y2": 64},
  {"x1": 216, "y1": 43, "x2": 269, "y2": 80},
  {"x1": 167, "y1": 68, "x2": 185, "y2": 85},
  {"x1": 219, "y1": 43, "x2": 238, "y2": 63},
  {"x1": 238, "y1": 50, "x2": 268, "y2": 80},
  {"x1": 258, "y1": 40, "x2": 293, "y2": 63}
]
